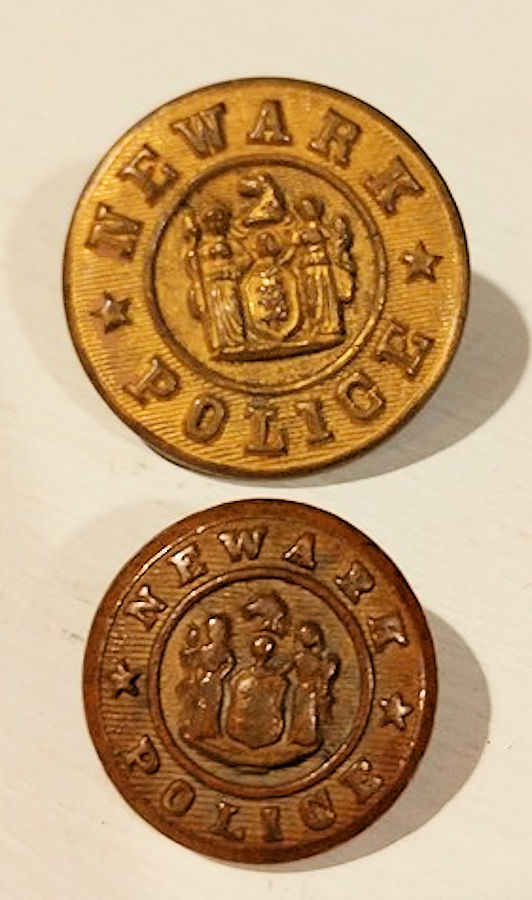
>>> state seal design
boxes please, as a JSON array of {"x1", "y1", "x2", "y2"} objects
[
  {"x1": 64, "y1": 79, "x2": 468, "y2": 476},
  {"x1": 83, "y1": 500, "x2": 437, "y2": 862}
]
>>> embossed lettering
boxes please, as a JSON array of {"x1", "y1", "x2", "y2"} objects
[
  {"x1": 125, "y1": 585, "x2": 167, "y2": 630},
  {"x1": 340, "y1": 758, "x2": 383, "y2": 803},
  {"x1": 85, "y1": 202, "x2": 142, "y2": 261},
  {"x1": 260, "y1": 805, "x2": 283, "y2": 842},
  {"x1": 247, "y1": 99, "x2": 292, "y2": 144},
  {"x1": 185, "y1": 395, "x2": 226, "y2": 442},
  {"x1": 245, "y1": 403, "x2": 287, "y2": 455},
  {"x1": 299, "y1": 787, "x2": 337, "y2": 830},
  {"x1": 211, "y1": 800, "x2": 245, "y2": 840},
  {"x1": 309, "y1": 108, "x2": 361, "y2": 167},
  {"x1": 337, "y1": 371, "x2": 385, "y2": 421},
  {"x1": 171, "y1": 103, "x2": 227, "y2": 158},
  {"x1": 169, "y1": 542, "x2": 207, "y2": 585},
  {"x1": 376, "y1": 318, "x2": 434, "y2": 377},
  {"x1": 364, "y1": 155, "x2": 424, "y2": 215},
  {"x1": 124, "y1": 356, "x2": 179, "y2": 404},
  {"x1": 368, "y1": 612, "x2": 409, "y2": 652},
  {"x1": 295, "y1": 399, "x2": 334, "y2": 445},
  {"x1": 118, "y1": 143, "x2": 179, "y2": 205},
  {"x1": 124, "y1": 734, "x2": 159, "y2": 774},
  {"x1": 284, "y1": 533, "x2": 316, "y2": 570},
  {"x1": 335, "y1": 560, "x2": 374, "y2": 602},
  {"x1": 218, "y1": 528, "x2": 267, "y2": 562},
  {"x1": 161, "y1": 779, "x2": 196, "y2": 815}
]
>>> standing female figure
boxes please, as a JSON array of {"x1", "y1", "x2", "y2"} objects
[
  {"x1": 292, "y1": 196, "x2": 340, "y2": 335},
  {"x1": 179, "y1": 614, "x2": 234, "y2": 741},
  {"x1": 289, "y1": 621, "x2": 339, "y2": 747},
  {"x1": 185, "y1": 204, "x2": 251, "y2": 356}
]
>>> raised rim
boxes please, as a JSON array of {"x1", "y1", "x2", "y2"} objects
[
  {"x1": 63, "y1": 77, "x2": 470, "y2": 480},
  {"x1": 83, "y1": 499, "x2": 438, "y2": 862}
]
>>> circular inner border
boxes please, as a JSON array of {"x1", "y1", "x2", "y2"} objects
[
  {"x1": 65, "y1": 79, "x2": 469, "y2": 480},
  {"x1": 148, "y1": 565, "x2": 374, "y2": 800},
  {"x1": 84, "y1": 498, "x2": 438, "y2": 862},
  {"x1": 147, "y1": 154, "x2": 387, "y2": 396}
]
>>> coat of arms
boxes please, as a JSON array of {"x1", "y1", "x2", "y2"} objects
[
  {"x1": 176, "y1": 591, "x2": 340, "y2": 770},
  {"x1": 183, "y1": 172, "x2": 357, "y2": 361}
]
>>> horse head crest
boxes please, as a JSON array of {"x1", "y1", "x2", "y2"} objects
[{"x1": 242, "y1": 590, "x2": 289, "y2": 636}]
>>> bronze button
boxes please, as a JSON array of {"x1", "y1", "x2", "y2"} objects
[{"x1": 83, "y1": 499, "x2": 436, "y2": 862}]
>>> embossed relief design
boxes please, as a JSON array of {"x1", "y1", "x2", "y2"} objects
[
  {"x1": 67, "y1": 79, "x2": 468, "y2": 478},
  {"x1": 152, "y1": 160, "x2": 386, "y2": 394},
  {"x1": 156, "y1": 575, "x2": 368, "y2": 788},
  {"x1": 86, "y1": 499, "x2": 436, "y2": 861},
  {"x1": 176, "y1": 592, "x2": 339, "y2": 769},
  {"x1": 182, "y1": 173, "x2": 357, "y2": 361}
]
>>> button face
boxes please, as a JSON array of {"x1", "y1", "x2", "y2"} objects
[
  {"x1": 64, "y1": 78, "x2": 468, "y2": 478},
  {"x1": 83, "y1": 499, "x2": 437, "y2": 862}
]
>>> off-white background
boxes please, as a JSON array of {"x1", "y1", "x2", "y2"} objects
[{"x1": 1, "y1": 1, "x2": 531, "y2": 897}]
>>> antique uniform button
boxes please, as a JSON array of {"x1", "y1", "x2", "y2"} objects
[
  {"x1": 64, "y1": 78, "x2": 468, "y2": 477},
  {"x1": 83, "y1": 499, "x2": 437, "y2": 862}
]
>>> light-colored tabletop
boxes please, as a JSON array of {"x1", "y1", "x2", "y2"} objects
[{"x1": 2, "y1": 1, "x2": 531, "y2": 897}]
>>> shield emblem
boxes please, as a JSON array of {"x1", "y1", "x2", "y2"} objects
[
  {"x1": 226, "y1": 669, "x2": 288, "y2": 748},
  {"x1": 241, "y1": 263, "x2": 300, "y2": 342}
]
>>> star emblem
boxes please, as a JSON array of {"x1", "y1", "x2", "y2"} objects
[
  {"x1": 401, "y1": 241, "x2": 442, "y2": 282},
  {"x1": 91, "y1": 292, "x2": 131, "y2": 332},
  {"x1": 379, "y1": 692, "x2": 413, "y2": 730},
  {"x1": 109, "y1": 659, "x2": 141, "y2": 697}
]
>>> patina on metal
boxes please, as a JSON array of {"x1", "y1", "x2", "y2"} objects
[{"x1": 83, "y1": 499, "x2": 437, "y2": 862}]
